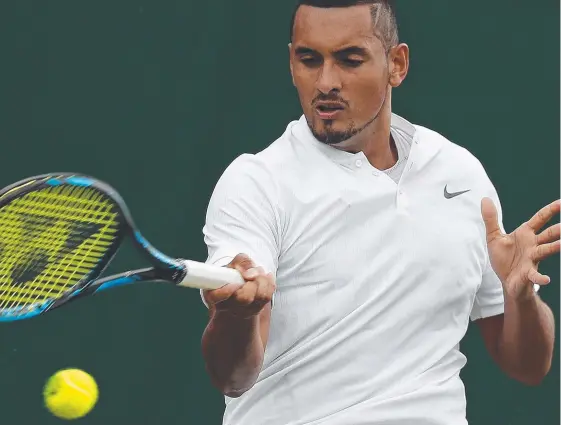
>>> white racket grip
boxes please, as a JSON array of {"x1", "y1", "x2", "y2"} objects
[{"x1": 177, "y1": 260, "x2": 245, "y2": 290}]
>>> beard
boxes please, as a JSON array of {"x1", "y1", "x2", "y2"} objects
[
  {"x1": 309, "y1": 117, "x2": 372, "y2": 145},
  {"x1": 308, "y1": 91, "x2": 388, "y2": 146},
  {"x1": 308, "y1": 112, "x2": 380, "y2": 145}
]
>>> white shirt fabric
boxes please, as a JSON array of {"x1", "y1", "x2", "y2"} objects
[
  {"x1": 384, "y1": 127, "x2": 412, "y2": 183},
  {"x1": 202, "y1": 113, "x2": 509, "y2": 425}
]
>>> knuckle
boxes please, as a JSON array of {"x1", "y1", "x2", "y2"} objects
[
  {"x1": 234, "y1": 282, "x2": 257, "y2": 302},
  {"x1": 269, "y1": 281, "x2": 277, "y2": 293},
  {"x1": 259, "y1": 279, "x2": 276, "y2": 294},
  {"x1": 264, "y1": 277, "x2": 277, "y2": 293},
  {"x1": 255, "y1": 285, "x2": 273, "y2": 299},
  {"x1": 243, "y1": 266, "x2": 269, "y2": 281}
]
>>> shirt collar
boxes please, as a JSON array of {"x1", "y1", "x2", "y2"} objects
[{"x1": 292, "y1": 113, "x2": 418, "y2": 167}]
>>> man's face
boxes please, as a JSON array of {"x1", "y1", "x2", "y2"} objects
[{"x1": 290, "y1": 5, "x2": 392, "y2": 145}]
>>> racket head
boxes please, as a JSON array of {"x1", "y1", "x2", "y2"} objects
[{"x1": 0, "y1": 173, "x2": 182, "y2": 321}]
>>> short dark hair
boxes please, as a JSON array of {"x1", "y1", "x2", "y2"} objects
[{"x1": 289, "y1": 0, "x2": 399, "y2": 52}]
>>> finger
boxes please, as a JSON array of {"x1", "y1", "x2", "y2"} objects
[
  {"x1": 527, "y1": 200, "x2": 561, "y2": 232},
  {"x1": 481, "y1": 198, "x2": 502, "y2": 240},
  {"x1": 264, "y1": 273, "x2": 276, "y2": 300},
  {"x1": 532, "y1": 240, "x2": 561, "y2": 262},
  {"x1": 242, "y1": 266, "x2": 265, "y2": 281},
  {"x1": 232, "y1": 279, "x2": 259, "y2": 306},
  {"x1": 204, "y1": 282, "x2": 246, "y2": 304},
  {"x1": 528, "y1": 268, "x2": 550, "y2": 285},
  {"x1": 537, "y1": 223, "x2": 560, "y2": 245},
  {"x1": 229, "y1": 253, "x2": 256, "y2": 273},
  {"x1": 254, "y1": 273, "x2": 275, "y2": 304}
]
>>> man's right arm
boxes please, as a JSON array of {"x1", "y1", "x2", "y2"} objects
[
  {"x1": 201, "y1": 254, "x2": 275, "y2": 398},
  {"x1": 200, "y1": 154, "x2": 280, "y2": 397}
]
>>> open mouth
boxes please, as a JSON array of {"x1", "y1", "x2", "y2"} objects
[
  {"x1": 316, "y1": 104, "x2": 344, "y2": 112},
  {"x1": 315, "y1": 103, "x2": 345, "y2": 118}
]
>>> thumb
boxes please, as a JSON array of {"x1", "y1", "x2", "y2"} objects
[
  {"x1": 228, "y1": 253, "x2": 256, "y2": 273},
  {"x1": 481, "y1": 197, "x2": 502, "y2": 239}
]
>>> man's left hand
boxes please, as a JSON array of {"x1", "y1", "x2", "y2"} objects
[{"x1": 481, "y1": 198, "x2": 560, "y2": 299}]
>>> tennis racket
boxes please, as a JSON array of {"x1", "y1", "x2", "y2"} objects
[{"x1": 0, "y1": 172, "x2": 244, "y2": 322}]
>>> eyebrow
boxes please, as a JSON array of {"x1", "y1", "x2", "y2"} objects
[
  {"x1": 294, "y1": 46, "x2": 369, "y2": 56},
  {"x1": 334, "y1": 46, "x2": 369, "y2": 56},
  {"x1": 294, "y1": 47, "x2": 316, "y2": 56}
]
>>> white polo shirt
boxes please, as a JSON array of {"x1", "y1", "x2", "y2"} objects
[{"x1": 202, "y1": 113, "x2": 508, "y2": 425}]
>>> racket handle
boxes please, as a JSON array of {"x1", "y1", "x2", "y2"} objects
[{"x1": 178, "y1": 260, "x2": 245, "y2": 290}]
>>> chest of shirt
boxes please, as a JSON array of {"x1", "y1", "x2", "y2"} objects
[{"x1": 274, "y1": 159, "x2": 488, "y2": 309}]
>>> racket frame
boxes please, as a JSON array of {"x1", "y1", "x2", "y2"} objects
[{"x1": 0, "y1": 173, "x2": 237, "y2": 321}]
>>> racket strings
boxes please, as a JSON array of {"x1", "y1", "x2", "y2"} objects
[
  {"x1": 23, "y1": 186, "x2": 102, "y2": 307},
  {"x1": 0, "y1": 188, "x2": 114, "y2": 308},
  {"x1": 32, "y1": 188, "x2": 115, "y2": 307},
  {"x1": 0, "y1": 184, "x2": 120, "y2": 309}
]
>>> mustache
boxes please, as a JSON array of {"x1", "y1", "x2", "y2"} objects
[{"x1": 312, "y1": 94, "x2": 349, "y2": 106}]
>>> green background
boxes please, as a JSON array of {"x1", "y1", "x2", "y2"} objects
[{"x1": 1, "y1": 1, "x2": 559, "y2": 424}]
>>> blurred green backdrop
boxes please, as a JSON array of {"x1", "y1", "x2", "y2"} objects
[{"x1": 1, "y1": 1, "x2": 559, "y2": 424}]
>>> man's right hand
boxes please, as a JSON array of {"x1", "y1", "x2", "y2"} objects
[{"x1": 203, "y1": 254, "x2": 276, "y2": 319}]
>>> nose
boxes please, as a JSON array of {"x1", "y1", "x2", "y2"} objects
[{"x1": 316, "y1": 62, "x2": 342, "y2": 95}]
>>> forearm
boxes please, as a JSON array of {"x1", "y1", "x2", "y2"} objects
[
  {"x1": 202, "y1": 311, "x2": 265, "y2": 397},
  {"x1": 498, "y1": 289, "x2": 555, "y2": 384}
]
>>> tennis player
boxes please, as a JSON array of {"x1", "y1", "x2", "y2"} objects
[{"x1": 200, "y1": 1, "x2": 559, "y2": 424}]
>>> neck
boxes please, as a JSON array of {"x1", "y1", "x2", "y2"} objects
[{"x1": 330, "y1": 94, "x2": 397, "y2": 170}]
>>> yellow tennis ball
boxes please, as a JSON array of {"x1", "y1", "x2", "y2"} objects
[{"x1": 43, "y1": 368, "x2": 99, "y2": 420}]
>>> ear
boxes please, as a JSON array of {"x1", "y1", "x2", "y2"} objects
[
  {"x1": 388, "y1": 43, "x2": 409, "y2": 88},
  {"x1": 288, "y1": 43, "x2": 296, "y2": 86}
]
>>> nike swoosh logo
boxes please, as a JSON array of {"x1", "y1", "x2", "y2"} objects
[{"x1": 444, "y1": 185, "x2": 471, "y2": 199}]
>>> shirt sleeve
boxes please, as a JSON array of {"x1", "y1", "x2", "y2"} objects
[
  {"x1": 469, "y1": 172, "x2": 539, "y2": 321},
  {"x1": 200, "y1": 154, "x2": 281, "y2": 307}
]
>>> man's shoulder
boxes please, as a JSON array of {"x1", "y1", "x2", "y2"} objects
[
  {"x1": 254, "y1": 119, "x2": 304, "y2": 166},
  {"x1": 412, "y1": 120, "x2": 487, "y2": 176},
  {"x1": 228, "y1": 119, "x2": 306, "y2": 173},
  {"x1": 217, "y1": 119, "x2": 303, "y2": 188}
]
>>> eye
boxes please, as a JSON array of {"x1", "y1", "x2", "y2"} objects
[
  {"x1": 299, "y1": 56, "x2": 321, "y2": 67},
  {"x1": 342, "y1": 58, "x2": 364, "y2": 68}
]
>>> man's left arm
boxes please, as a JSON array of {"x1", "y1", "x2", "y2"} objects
[{"x1": 477, "y1": 292, "x2": 555, "y2": 385}]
